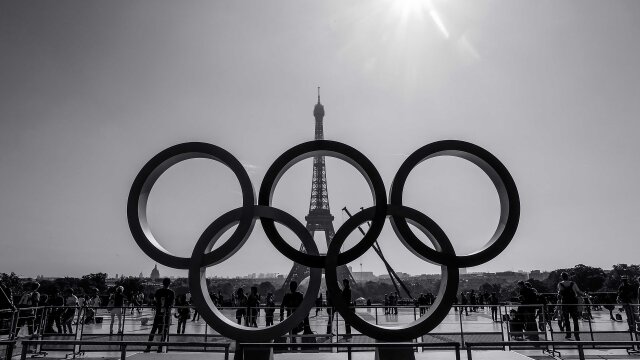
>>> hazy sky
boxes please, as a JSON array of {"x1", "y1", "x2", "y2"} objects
[{"x1": 2, "y1": 0, "x2": 640, "y2": 279}]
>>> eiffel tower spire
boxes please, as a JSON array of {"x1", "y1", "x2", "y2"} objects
[{"x1": 282, "y1": 91, "x2": 355, "y2": 293}]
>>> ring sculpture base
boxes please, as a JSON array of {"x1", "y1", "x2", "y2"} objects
[
  {"x1": 235, "y1": 343, "x2": 273, "y2": 360},
  {"x1": 375, "y1": 343, "x2": 415, "y2": 360}
]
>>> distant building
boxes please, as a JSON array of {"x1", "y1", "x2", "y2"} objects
[
  {"x1": 150, "y1": 264, "x2": 160, "y2": 280},
  {"x1": 529, "y1": 270, "x2": 550, "y2": 281},
  {"x1": 139, "y1": 272, "x2": 143, "y2": 279}
]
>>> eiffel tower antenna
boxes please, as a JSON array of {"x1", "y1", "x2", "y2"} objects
[{"x1": 281, "y1": 90, "x2": 356, "y2": 293}]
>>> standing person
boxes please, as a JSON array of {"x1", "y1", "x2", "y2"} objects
[
  {"x1": 145, "y1": 278, "x2": 175, "y2": 353},
  {"x1": 264, "y1": 293, "x2": 275, "y2": 327},
  {"x1": 47, "y1": 289, "x2": 64, "y2": 334},
  {"x1": 16, "y1": 282, "x2": 40, "y2": 337},
  {"x1": 280, "y1": 281, "x2": 305, "y2": 344},
  {"x1": 460, "y1": 292, "x2": 468, "y2": 316},
  {"x1": 341, "y1": 279, "x2": 353, "y2": 340},
  {"x1": 383, "y1": 294, "x2": 389, "y2": 315},
  {"x1": 174, "y1": 294, "x2": 189, "y2": 334},
  {"x1": 617, "y1": 276, "x2": 638, "y2": 332},
  {"x1": 489, "y1": 292, "x2": 499, "y2": 322},
  {"x1": 217, "y1": 291, "x2": 224, "y2": 309},
  {"x1": 518, "y1": 282, "x2": 540, "y2": 341},
  {"x1": 85, "y1": 291, "x2": 100, "y2": 324},
  {"x1": 315, "y1": 293, "x2": 323, "y2": 316},
  {"x1": 109, "y1": 286, "x2": 126, "y2": 335},
  {"x1": 326, "y1": 290, "x2": 334, "y2": 334},
  {"x1": 247, "y1": 286, "x2": 260, "y2": 327},
  {"x1": 393, "y1": 292, "x2": 399, "y2": 315},
  {"x1": 61, "y1": 289, "x2": 78, "y2": 335},
  {"x1": 558, "y1": 272, "x2": 584, "y2": 340},
  {"x1": 235, "y1": 288, "x2": 248, "y2": 326},
  {"x1": 1, "y1": 281, "x2": 16, "y2": 337},
  {"x1": 469, "y1": 290, "x2": 477, "y2": 312}
]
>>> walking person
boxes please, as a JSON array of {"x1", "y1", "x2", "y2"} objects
[
  {"x1": 617, "y1": 276, "x2": 638, "y2": 332},
  {"x1": 174, "y1": 294, "x2": 189, "y2": 334},
  {"x1": 16, "y1": 282, "x2": 40, "y2": 337},
  {"x1": 108, "y1": 286, "x2": 125, "y2": 335},
  {"x1": 61, "y1": 289, "x2": 78, "y2": 334},
  {"x1": 558, "y1": 272, "x2": 584, "y2": 340},
  {"x1": 145, "y1": 278, "x2": 175, "y2": 353}
]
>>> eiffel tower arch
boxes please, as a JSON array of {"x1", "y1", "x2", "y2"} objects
[{"x1": 282, "y1": 89, "x2": 355, "y2": 293}]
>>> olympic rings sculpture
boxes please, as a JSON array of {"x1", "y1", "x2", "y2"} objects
[{"x1": 127, "y1": 140, "x2": 519, "y2": 342}]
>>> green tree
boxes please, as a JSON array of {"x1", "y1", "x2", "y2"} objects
[
  {"x1": 258, "y1": 281, "x2": 276, "y2": 296},
  {"x1": 604, "y1": 264, "x2": 640, "y2": 290},
  {"x1": 546, "y1": 264, "x2": 605, "y2": 292},
  {"x1": 79, "y1": 273, "x2": 107, "y2": 293},
  {"x1": 0, "y1": 272, "x2": 22, "y2": 295}
]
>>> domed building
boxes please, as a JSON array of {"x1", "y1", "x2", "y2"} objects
[{"x1": 150, "y1": 264, "x2": 160, "y2": 280}]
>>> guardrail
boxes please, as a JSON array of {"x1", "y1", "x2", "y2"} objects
[
  {"x1": 465, "y1": 340, "x2": 640, "y2": 360},
  {"x1": 239, "y1": 341, "x2": 461, "y2": 360},
  {"x1": 2, "y1": 303, "x2": 638, "y2": 356},
  {"x1": 19, "y1": 339, "x2": 231, "y2": 360}
]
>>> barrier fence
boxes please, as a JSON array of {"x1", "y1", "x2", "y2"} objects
[{"x1": 1, "y1": 303, "x2": 638, "y2": 359}]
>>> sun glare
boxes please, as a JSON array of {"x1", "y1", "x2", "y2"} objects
[{"x1": 390, "y1": 0, "x2": 450, "y2": 39}]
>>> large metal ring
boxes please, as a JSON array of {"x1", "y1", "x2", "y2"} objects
[
  {"x1": 127, "y1": 142, "x2": 255, "y2": 269},
  {"x1": 258, "y1": 140, "x2": 387, "y2": 268},
  {"x1": 188, "y1": 205, "x2": 321, "y2": 342},
  {"x1": 324, "y1": 205, "x2": 459, "y2": 341},
  {"x1": 389, "y1": 140, "x2": 520, "y2": 268}
]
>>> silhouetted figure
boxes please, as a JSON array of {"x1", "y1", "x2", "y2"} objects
[
  {"x1": 265, "y1": 293, "x2": 275, "y2": 326},
  {"x1": 145, "y1": 278, "x2": 175, "y2": 353},
  {"x1": 108, "y1": 286, "x2": 125, "y2": 335},
  {"x1": 316, "y1": 293, "x2": 323, "y2": 316},
  {"x1": 47, "y1": 289, "x2": 64, "y2": 333},
  {"x1": 175, "y1": 294, "x2": 190, "y2": 334},
  {"x1": 16, "y1": 282, "x2": 40, "y2": 337},
  {"x1": 280, "y1": 281, "x2": 305, "y2": 344},
  {"x1": 558, "y1": 272, "x2": 584, "y2": 340},
  {"x1": 247, "y1": 286, "x2": 260, "y2": 327},
  {"x1": 469, "y1": 290, "x2": 477, "y2": 312},
  {"x1": 489, "y1": 292, "x2": 499, "y2": 322},
  {"x1": 518, "y1": 281, "x2": 539, "y2": 340},
  {"x1": 383, "y1": 294, "x2": 389, "y2": 315},
  {"x1": 61, "y1": 288, "x2": 78, "y2": 334},
  {"x1": 460, "y1": 292, "x2": 468, "y2": 316},
  {"x1": 617, "y1": 276, "x2": 638, "y2": 332},
  {"x1": 342, "y1": 279, "x2": 352, "y2": 339},
  {"x1": 235, "y1": 288, "x2": 248, "y2": 325},
  {"x1": 326, "y1": 291, "x2": 334, "y2": 334},
  {"x1": 418, "y1": 293, "x2": 427, "y2": 316}
]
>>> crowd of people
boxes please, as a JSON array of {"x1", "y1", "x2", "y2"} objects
[
  {"x1": 2, "y1": 274, "x2": 640, "y2": 345},
  {"x1": 504, "y1": 273, "x2": 640, "y2": 341}
]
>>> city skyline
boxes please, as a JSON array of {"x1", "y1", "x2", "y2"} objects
[{"x1": 2, "y1": 1, "x2": 640, "y2": 278}]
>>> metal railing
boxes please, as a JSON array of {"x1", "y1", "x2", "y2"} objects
[
  {"x1": 465, "y1": 340, "x2": 640, "y2": 360},
  {"x1": 2, "y1": 303, "x2": 638, "y2": 358},
  {"x1": 18, "y1": 339, "x2": 231, "y2": 360}
]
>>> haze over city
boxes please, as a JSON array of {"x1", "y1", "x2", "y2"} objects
[{"x1": 2, "y1": 0, "x2": 640, "y2": 279}]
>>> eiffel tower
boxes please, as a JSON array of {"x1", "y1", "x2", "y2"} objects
[{"x1": 281, "y1": 89, "x2": 356, "y2": 291}]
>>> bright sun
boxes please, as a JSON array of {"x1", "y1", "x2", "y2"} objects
[{"x1": 390, "y1": 0, "x2": 450, "y2": 39}]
